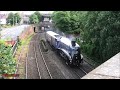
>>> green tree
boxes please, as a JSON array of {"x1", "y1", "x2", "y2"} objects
[
  {"x1": 52, "y1": 11, "x2": 71, "y2": 32},
  {"x1": 14, "y1": 13, "x2": 21, "y2": 24},
  {"x1": 6, "y1": 13, "x2": 14, "y2": 25},
  {"x1": 29, "y1": 13, "x2": 39, "y2": 24},
  {"x1": 34, "y1": 11, "x2": 42, "y2": 22},
  {"x1": 6, "y1": 12, "x2": 21, "y2": 25}
]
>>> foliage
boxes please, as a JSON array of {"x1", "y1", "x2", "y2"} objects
[
  {"x1": 29, "y1": 12, "x2": 42, "y2": 24},
  {"x1": 0, "y1": 40, "x2": 16, "y2": 74},
  {"x1": 52, "y1": 11, "x2": 120, "y2": 64},
  {"x1": 29, "y1": 14, "x2": 39, "y2": 24},
  {"x1": 6, "y1": 12, "x2": 21, "y2": 25},
  {"x1": 14, "y1": 13, "x2": 21, "y2": 24},
  {"x1": 34, "y1": 11, "x2": 42, "y2": 22}
]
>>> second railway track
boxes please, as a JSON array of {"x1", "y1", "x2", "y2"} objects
[{"x1": 36, "y1": 34, "x2": 53, "y2": 79}]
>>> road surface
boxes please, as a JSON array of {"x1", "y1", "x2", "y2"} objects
[{"x1": 0, "y1": 25, "x2": 30, "y2": 40}]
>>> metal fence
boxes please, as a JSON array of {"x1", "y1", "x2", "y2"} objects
[{"x1": 10, "y1": 36, "x2": 19, "y2": 57}]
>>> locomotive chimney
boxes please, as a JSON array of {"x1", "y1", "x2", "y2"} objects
[{"x1": 71, "y1": 40, "x2": 76, "y2": 47}]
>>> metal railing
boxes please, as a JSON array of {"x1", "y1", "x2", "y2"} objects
[{"x1": 10, "y1": 36, "x2": 19, "y2": 57}]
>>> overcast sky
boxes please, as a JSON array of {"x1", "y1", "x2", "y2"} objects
[{"x1": 0, "y1": 11, "x2": 54, "y2": 15}]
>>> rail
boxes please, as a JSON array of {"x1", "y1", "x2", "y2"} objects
[{"x1": 10, "y1": 36, "x2": 19, "y2": 57}]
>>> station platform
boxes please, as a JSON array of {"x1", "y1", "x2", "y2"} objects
[{"x1": 82, "y1": 52, "x2": 120, "y2": 79}]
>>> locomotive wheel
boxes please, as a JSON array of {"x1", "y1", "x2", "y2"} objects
[
  {"x1": 59, "y1": 50, "x2": 70, "y2": 65},
  {"x1": 65, "y1": 56, "x2": 69, "y2": 65}
]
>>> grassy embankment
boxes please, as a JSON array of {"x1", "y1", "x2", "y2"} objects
[{"x1": 14, "y1": 26, "x2": 34, "y2": 79}]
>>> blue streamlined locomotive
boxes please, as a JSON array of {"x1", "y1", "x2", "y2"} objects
[{"x1": 45, "y1": 31, "x2": 83, "y2": 66}]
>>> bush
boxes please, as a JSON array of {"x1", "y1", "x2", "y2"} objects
[{"x1": 0, "y1": 40, "x2": 16, "y2": 75}]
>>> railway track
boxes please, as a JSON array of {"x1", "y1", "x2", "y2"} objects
[
  {"x1": 82, "y1": 53, "x2": 96, "y2": 69},
  {"x1": 37, "y1": 34, "x2": 53, "y2": 79},
  {"x1": 33, "y1": 42, "x2": 42, "y2": 79},
  {"x1": 26, "y1": 36, "x2": 41, "y2": 79},
  {"x1": 79, "y1": 67, "x2": 87, "y2": 75},
  {"x1": 26, "y1": 33, "x2": 53, "y2": 79}
]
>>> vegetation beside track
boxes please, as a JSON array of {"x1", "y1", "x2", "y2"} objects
[
  {"x1": 0, "y1": 40, "x2": 16, "y2": 79},
  {"x1": 14, "y1": 29, "x2": 34, "y2": 79}
]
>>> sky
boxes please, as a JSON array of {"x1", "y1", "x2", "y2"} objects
[{"x1": 0, "y1": 11, "x2": 54, "y2": 15}]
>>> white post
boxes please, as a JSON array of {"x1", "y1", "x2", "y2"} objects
[
  {"x1": 16, "y1": 17, "x2": 17, "y2": 25},
  {"x1": 13, "y1": 17, "x2": 14, "y2": 26}
]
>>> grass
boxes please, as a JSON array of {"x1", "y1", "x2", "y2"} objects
[
  {"x1": 14, "y1": 32, "x2": 34, "y2": 79},
  {"x1": 17, "y1": 33, "x2": 34, "y2": 51},
  {"x1": 1, "y1": 24, "x2": 13, "y2": 28}
]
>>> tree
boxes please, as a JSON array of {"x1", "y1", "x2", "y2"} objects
[
  {"x1": 14, "y1": 13, "x2": 21, "y2": 24},
  {"x1": 29, "y1": 14, "x2": 39, "y2": 24},
  {"x1": 34, "y1": 11, "x2": 42, "y2": 22},
  {"x1": 52, "y1": 11, "x2": 71, "y2": 32},
  {"x1": 6, "y1": 13, "x2": 14, "y2": 25},
  {"x1": 6, "y1": 12, "x2": 21, "y2": 25},
  {"x1": 52, "y1": 11, "x2": 84, "y2": 34}
]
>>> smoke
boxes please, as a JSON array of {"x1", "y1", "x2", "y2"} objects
[
  {"x1": 67, "y1": 34, "x2": 75, "y2": 41},
  {"x1": 52, "y1": 28, "x2": 76, "y2": 41}
]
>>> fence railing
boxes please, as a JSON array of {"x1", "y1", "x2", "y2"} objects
[{"x1": 10, "y1": 36, "x2": 19, "y2": 57}]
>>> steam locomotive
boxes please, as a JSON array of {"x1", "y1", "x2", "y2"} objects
[{"x1": 45, "y1": 31, "x2": 83, "y2": 66}]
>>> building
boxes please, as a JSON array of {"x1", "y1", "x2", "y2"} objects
[
  {"x1": 40, "y1": 14, "x2": 52, "y2": 28},
  {"x1": 23, "y1": 15, "x2": 30, "y2": 24},
  {"x1": 20, "y1": 13, "x2": 30, "y2": 24},
  {"x1": 41, "y1": 14, "x2": 52, "y2": 22},
  {"x1": 0, "y1": 14, "x2": 8, "y2": 25}
]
